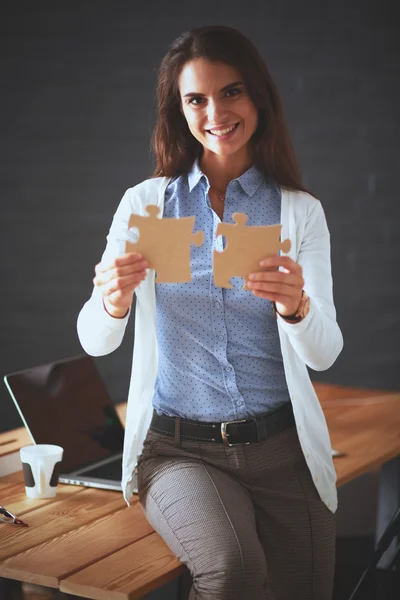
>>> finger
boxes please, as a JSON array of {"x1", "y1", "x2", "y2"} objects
[
  {"x1": 94, "y1": 269, "x2": 147, "y2": 292},
  {"x1": 102, "y1": 278, "x2": 143, "y2": 299},
  {"x1": 95, "y1": 257, "x2": 147, "y2": 278},
  {"x1": 259, "y1": 255, "x2": 303, "y2": 274},
  {"x1": 94, "y1": 270, "x2": 147, "y2": 289},
  {"x1": 94, "y1": 260, "x2": 148, "y2": 283},
  {"x1": 251, "y1": 290, "x2": 293, "y2": 303},
  {"x1": 246, "y1": 281, "x2": 301, "y2": 296},
  {"x1": 247, "y1": 271, "x2": 303, "y2": 288},
  {"x1": 105, "y1": 271, "x2": 148, "y2": 301},
  {"x1": 115, "y1": 252, "x2": 147, "y2": 266},
  {"x1": 94, "y1": 259, "x2": 148, "y2": 287},
  {"x1": 95, "y1": 253, "x2": 147, "y2": 275}
]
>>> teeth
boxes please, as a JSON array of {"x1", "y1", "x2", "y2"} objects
[{"x1": 209, "y1": 123, "x2": 237, "y2": 136}]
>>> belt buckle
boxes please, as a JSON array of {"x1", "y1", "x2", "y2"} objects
[{"x1": 221, "y1": 418, "x2": 255, "y2": 447}]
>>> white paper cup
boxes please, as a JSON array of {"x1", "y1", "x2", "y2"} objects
[{"x1": 20, "y1": 444, "x2": 64, "y2": 499}]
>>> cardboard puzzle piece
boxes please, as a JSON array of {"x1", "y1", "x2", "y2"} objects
[
  {"x1": 213, "y1": 212, "x2": 291, "y2": 289},
  {"x1": 125, "y1": 205, "x2": 204, "y2": 283}
]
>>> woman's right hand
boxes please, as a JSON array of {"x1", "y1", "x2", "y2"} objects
[{"x1": 93, "y1": 252, "x2": 149, "y2": 318}]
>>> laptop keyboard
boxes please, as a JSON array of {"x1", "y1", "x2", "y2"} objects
[{"x1": 82, "y1": 459, "x2": 122, "y2": 481}]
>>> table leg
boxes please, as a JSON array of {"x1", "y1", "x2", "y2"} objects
[
  {"x1": 177, "y1": 569, "x2": 192, "y2": 600},
  {"x1": 376, "y1": 454, "x2": 400, "y2": 568},
  {"x1": 0, "y1": 578, "x2": 24, "y2": 600}
]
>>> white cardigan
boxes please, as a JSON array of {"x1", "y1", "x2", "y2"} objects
[{"x1": 77, "y1": 176, "x2": 343, "y2": 512}]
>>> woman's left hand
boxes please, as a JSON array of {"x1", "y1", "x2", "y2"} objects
[{"x1": 245, "y1": 256, "x2": 304, "y2": 317}]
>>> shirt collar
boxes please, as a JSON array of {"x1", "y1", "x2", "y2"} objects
[
  {"x1": 236, "y1": 163, "x2": 265, "y2": 197},
  {"x1": 187, "y1": 158, "x2": 205, "y2": 193},
  {"x1": 187, "y1": 157, "x2": 265, "y2": 197}
]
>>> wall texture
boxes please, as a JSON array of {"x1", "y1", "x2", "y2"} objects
[{"x1": 1, "y1": 0, "x2": 399, "y2": 433}]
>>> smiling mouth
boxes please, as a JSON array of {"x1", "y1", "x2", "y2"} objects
[{"x1": 206, "y1": 122, "x2": 240, "y2": 136}]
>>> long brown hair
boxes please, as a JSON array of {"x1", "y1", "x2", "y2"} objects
[{"x1": 151, "y1": 25, "x2": 309, "y2": 193}]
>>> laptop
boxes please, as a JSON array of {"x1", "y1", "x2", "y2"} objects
[{"x1": 4, "y1": 354, "x2": 130, "y2": 492}]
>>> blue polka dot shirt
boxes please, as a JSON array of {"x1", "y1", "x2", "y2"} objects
[{"x1": 152, "y1": 158, "x2": 290, "y2": 422}]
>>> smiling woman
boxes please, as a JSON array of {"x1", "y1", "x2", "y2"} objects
[
  {"x1": 179, "y1": 61, "x2": 258, "y2": 184},
  {"x1": 152, "y1": 26, "x2": 308, "y2": 195},
  {"x1": 77, "y1": 25, "x2": 343, "y2": 600},
  {"x1": 177, "y1": 59, "x2": 259, "y2": 221}
]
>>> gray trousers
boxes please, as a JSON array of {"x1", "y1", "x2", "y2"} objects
[{"x1": 137, "y1": 423, "x2": 336, "y2": 600}]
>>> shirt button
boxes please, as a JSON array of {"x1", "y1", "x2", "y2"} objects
[
  {"x1": 225, "y1": 366, "x2": 232, "y2": 372},
  {"x1": 315, "y1": 475, "x2": 320, "y2": 482},
  {"x1": 218, "y1": 335, "x2": 224, "y2": 341}
]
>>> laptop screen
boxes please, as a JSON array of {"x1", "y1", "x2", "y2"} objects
[{"x1": 4, "y1": 355, "x2": 125, "y2": 473}]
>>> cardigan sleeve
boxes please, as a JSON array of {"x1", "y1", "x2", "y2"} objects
[
  {"x1": 76, "y1": 188, "x2": 137, "y2": 356},
  {"x1": 277, "y1": 199, "x2": 343, "y2": 371}
]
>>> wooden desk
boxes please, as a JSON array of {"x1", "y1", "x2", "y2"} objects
[
  {"x1": 1, "y1": 383, "x2": 399, "y2": 599},
  {"x1": 314, "y1": 383, "x2": 400, "y2": 487}
]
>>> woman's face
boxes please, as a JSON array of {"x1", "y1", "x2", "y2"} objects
[{"x1": 178, "y1": 58, "x2": 258, "y2": 161}]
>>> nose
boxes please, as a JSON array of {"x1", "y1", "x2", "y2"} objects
[{"x1": 206, "y1": 99, "x2": 228, "y2": 126}]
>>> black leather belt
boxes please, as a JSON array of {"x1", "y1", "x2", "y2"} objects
[{"x1": 150, "y1": 402, "x2": 295, "y2": 446}]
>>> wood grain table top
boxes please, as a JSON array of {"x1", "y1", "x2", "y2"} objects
[{"x1": 1, "y1": 383, "x2": 399, "y2": 599}]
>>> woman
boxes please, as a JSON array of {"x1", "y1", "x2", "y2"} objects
[{"x1": 78, "y1": 25, "x2": 343, "y2": 600}]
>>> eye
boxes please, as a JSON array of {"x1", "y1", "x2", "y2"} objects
[
  {"x1": 187, "y1": 87, "x2": 243, "y2": 106},
  {"x1": 226, "y1": 87, "x2": 242, "y2": 97},
  {"x1": 187, "y1": 97, "x2": 204, "y2": 106}
]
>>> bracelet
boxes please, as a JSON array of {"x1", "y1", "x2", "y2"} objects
[
  {"x1": 102, "y1": 298, "x2": 129, "y2": 319},
  {"x1": 278, "y1": 310, "x2": 300, "y2": 321},
  {"x1": 275, "y1": 291, "x2": 310, "y2": 323}
]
